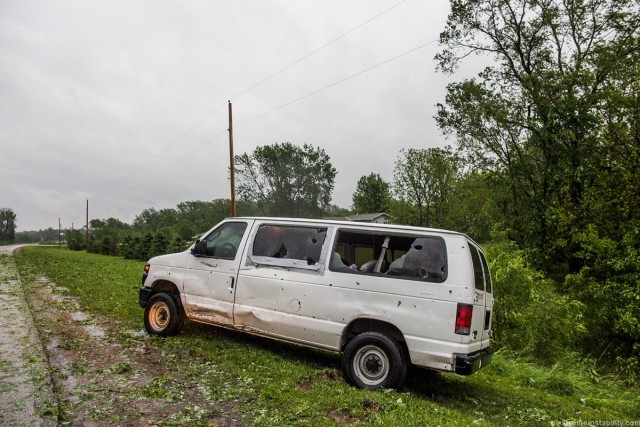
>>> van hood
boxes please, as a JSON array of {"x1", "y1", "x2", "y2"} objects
[{"x1": 148, "y1": 250, "x2": 189, "y2": 267}]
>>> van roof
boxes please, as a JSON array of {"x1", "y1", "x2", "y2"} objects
[{"x1": 231, "y1": 216, "x2": 472, "y2": 240}]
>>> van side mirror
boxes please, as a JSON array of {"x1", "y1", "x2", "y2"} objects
[{"x1": 191, "y1": 240, "x2": 207, "y2": 257}]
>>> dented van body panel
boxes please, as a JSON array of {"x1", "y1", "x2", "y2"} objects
[{"x1": 139, "y1": 217, "x2": 494, "y2": 387}]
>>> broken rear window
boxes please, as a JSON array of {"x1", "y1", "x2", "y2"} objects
[
  {"x1": 252, "y1": 225, "x2": 327, "y2": 266},
  {"x1": 386, "y1": 237, "x2": 447, "y2": 280},
  {"x1": 331, "y1": 230, "x2": 447, "y2": 282}
]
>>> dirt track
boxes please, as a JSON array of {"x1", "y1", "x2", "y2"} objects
[
  {"x1": 0, "y1": 245, "x2": 56, "y2": 426},
  {"x1": 0, "y1": 246, "x2": 240, "y2": 426}
]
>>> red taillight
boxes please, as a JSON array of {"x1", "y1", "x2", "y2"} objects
[{"x1": 455, "y1": 303, "x2": 473, "y2": 335}]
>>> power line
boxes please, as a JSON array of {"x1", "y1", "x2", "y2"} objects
[
  {"x1": 101, "y1": 0, "x2": 409, "y2": 198},
  {"x1": 101, "y1": 101, "x2": 227, "y2": 194},
  {"x1": 229, "y1": 0, "x2": 410, "y2": 101},
  {"x1": 104, "y1": 37, "x2": 438, "y2": 203},
  {"x1": 105, "y1": 129, "x2": 229, "y2": 201},
  {"x1": 236, "y1": 39, "x2": 439, "y2": 129},
  {"x1": 98, "y1": 1, "x2": 417, "y2": 204}
]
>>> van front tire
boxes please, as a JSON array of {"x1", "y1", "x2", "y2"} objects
[
  {"x1": 343, "y1": 332, "x2": 407, "y2": 390},
  {"x1": 144, "y1": 293, "x2": 184, "y2": 336}
]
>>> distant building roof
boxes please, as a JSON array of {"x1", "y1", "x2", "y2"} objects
[
  {"x1": 348, "y1": 213, "x2": 389, "y2": 222},
  {"x1": 323, "y1": 213, "x2": 395, "y2": 223},
  {"x1": 323, "y1": 216, "x2": 352, "y2": 222}
]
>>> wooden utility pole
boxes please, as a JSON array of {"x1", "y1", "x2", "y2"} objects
[
  {"x1": 85, "y1": 200, "x2": 89, "y2": 252},
  {"x1": 228, "y1": 101, "x2": 237, "y2": 217},
  {"x1": 58, "y1": 218, "x2": 62, "y2": 249}
]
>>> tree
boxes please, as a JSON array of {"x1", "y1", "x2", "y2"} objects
[
  {"x1": 168, "y1": 235, "x2": 189, "y2": 254},
  {"x1": 88, "y1": 218, "x2": 131, "y2": 255},
  {"x1": 175, "y1": 199, "x2": 232, "y2": 235},
  {"x1": 324, "y1": 204, "x2": 353, "y2": 219},
  {"x1": 0, "y1": 208, "x2": 17, "y2": 243},
  {"x1": 436, "y1": 0, "x2": 640, "y2": 372},
  {"x1": 133, "y1": 208, "x2": 178, "y2": 234},
  {"x1": 150, "y1": 232, "x2": 170, "y2": 258},
  {"x1": 235, "y1": 142, "x2": 337, "y2": 218},
  {"x1": 392, "y1": 147, "x2": 461, "y2": 228},
  {"x1": 98, "y1": 236, "x2": 115, "y2": 256},
  {"x1": 352, "y1": 173, "x2": 391, "y2": 214},
  {"x1": 66, "y1": 229, "x2": 85, "y2": 251},
  {"x1": 436, "y1": 0, "x2": 640, "y2": 267},
  {"x1": 447, "y1": 170, "x2": 501, "y2": 242}
]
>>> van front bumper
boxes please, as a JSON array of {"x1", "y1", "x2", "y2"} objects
[
  {"x1": 455, "y1": 347, "x2": 493, "y2": 375},
  {"x1": 139, "y1": 287, "x2": 153, "y2": 308}
]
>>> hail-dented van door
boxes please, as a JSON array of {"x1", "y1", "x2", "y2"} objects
[
  {"x1": 469, "y1": 243, "x2": 493, "y2": 347},
  {"x1": 233, "y1": 221, "x2": 337, "y2": 348},
  {"x1": 182, "y1": 220, "x2": 252, "y2": 326}
]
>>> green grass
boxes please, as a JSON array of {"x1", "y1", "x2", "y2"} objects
[
  {"x1": 15, "y1": 246, "x2": 144, "y2": 330},
  {"x1": 14, "y1": 246, "x2": 640, "y2": 426}
]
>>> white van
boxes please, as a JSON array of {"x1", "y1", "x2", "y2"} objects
[{"x1": 138, "y1": 217, "x2": 493, "y2": 390}]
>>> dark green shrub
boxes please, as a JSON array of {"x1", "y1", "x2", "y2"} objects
[
  {"x1": 565, "y1": 224, "x2": 640, "y2": 383},
  {"x1": 150, "y1": 232, "x2": 170, "y2": 258},
  {"x1": 168, "y1": 236, "x2": 190, "y2": 254},
  {"x1": 486, "y1": 230, "x2": 586, "y2": 364},
  {"x1": 99, "y1": 236, "x2": 114, "y2": 256},
  {"x1": 66, "y1": 229, "x2": 85, "y2": 251}
]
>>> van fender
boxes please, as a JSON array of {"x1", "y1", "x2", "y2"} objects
[
  {"x1": 140, "y1": 279, "x2": 183, "y2": 309},
  {"x1": 340, "y1": 317, "x2": 408, "y2": 354}
]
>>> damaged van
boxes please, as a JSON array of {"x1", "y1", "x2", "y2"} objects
[{"x1": 138, "y1": 217, "x2": 493, "y2": 390}]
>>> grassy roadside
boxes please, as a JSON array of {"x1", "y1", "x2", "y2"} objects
[{"x1": 14, "y1": 246, "x2": 640, "y2": 426}]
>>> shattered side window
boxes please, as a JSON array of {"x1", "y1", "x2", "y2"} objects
[
  {"x1": 480, "y1": 250, "x2": 492, "y2": 294},
  {"x1": 331, "y1": 229, "x2": 447, "y2": 282},
  {"x1": 386, "y1": 237, "x2": 447, "y2": 281},
  {"x1": 252, "y1": 225, "x2": 327, "y2": 265},
  {"x1": 470, "y1": 245, "x2": 485, "y2": 291}
]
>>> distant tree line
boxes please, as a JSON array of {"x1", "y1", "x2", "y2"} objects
[
  {"x1": 64, "y1": 200, "x2": 254, "y2": 259},
  {"x1": 16, "y1": 227, "x2": 70, "y2": 244}
]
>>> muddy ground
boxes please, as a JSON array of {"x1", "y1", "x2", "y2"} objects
[
  {"x1": 0, "y1": 245, "x2": 56, "y2": 426},
  {"x1": 0, "y1": 247, "x2": 241, "y2": 426}
]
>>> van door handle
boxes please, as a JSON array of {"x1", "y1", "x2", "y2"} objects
[
  {"x1": 200, "y1": 261, "x2": 217, "y2": 268},
  {"x1": 229, "y1": 276, "x2": 235, "y2": 289}
]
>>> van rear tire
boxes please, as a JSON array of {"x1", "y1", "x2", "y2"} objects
[
  {"x1": 343, "y1": 332, "x2": 407, "y2": 390},
  {"x1": 144, "y1": 293, "x2": 183, "y2": 336}
]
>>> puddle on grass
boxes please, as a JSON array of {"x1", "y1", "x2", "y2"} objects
[
  {"x1": 46, "y1": 336, "x2": 80, "y2": 403},
  {"x1": 71, "y1": 312, "x2": 88, "y2": 322},
  {"x1": 128, "y1": 329, "x2": 149, "y2": 339},
  {"x1": 70, "y1": 312, "x2": 106, "y2": 338},
  {"x1": 84, "y1": 324, "x2": 105, "y2": 339}
]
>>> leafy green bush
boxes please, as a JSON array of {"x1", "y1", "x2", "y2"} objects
[
  {"x1": 565, "y1": 223, "x2": 640, "y2": 384},
  {"x1": 66, "y1": 229, "x2": 85, "y2": 251},
  {"x1": 150, "y1": 232, "x2": 169, "y2": 258},
  {"x1": 168, "y1": 235, "x2": 191, "y2": 254},
  {"x1": 98, "y1": 236, "x2": 116, "y2": 256},
  {"x1": 121, "y1": 231, "x2": 189, "y2": 261},
  {"x1": 486, "y1": 231, "x2": 586, "y2": 364}
]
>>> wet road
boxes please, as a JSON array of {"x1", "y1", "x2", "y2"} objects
[{"x1": 0, "y1": 245, "x2": 56, "y2": 426}]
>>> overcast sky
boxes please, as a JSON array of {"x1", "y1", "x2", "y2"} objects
[{"x1": 1, "y1": 0, "x2": 482, "y2": 231}]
